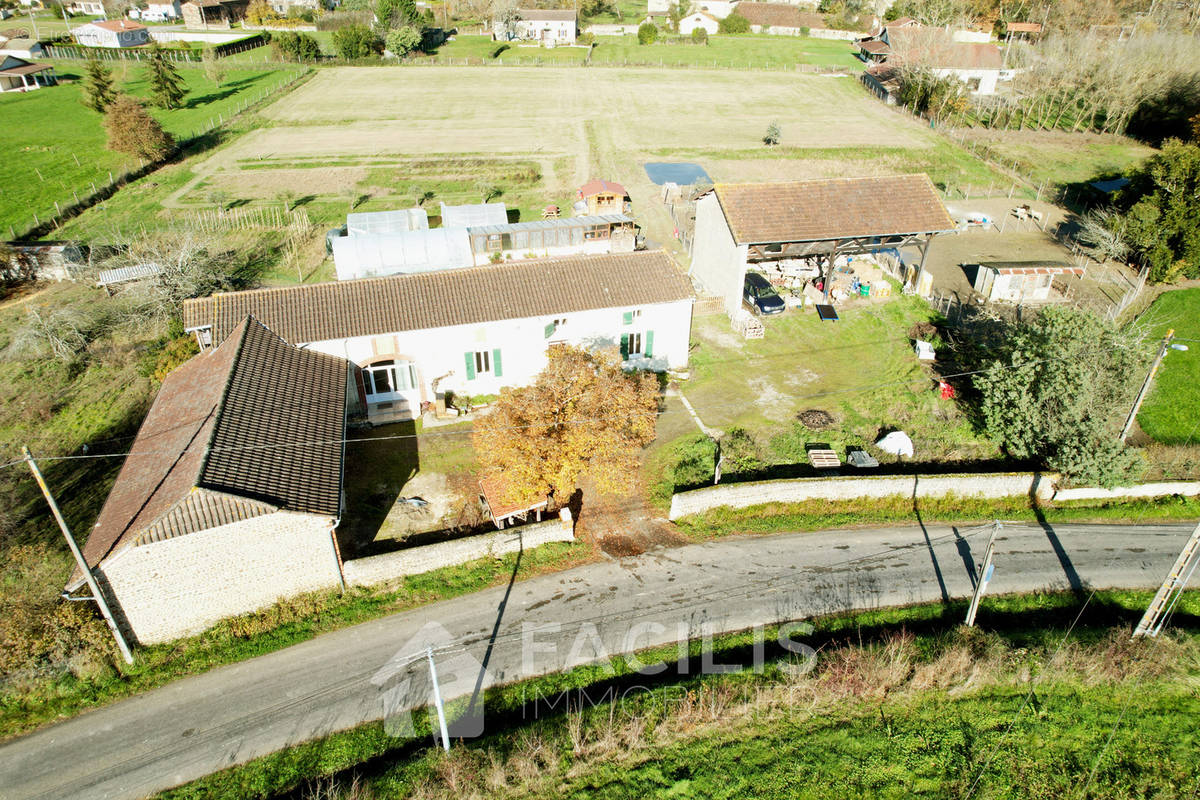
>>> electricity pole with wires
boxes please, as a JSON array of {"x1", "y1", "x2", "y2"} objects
[
  {"x1": 1132, "y1": 520, "x2": 1200, "y2": 639},
  {"x1": 23, "y1": 446, "x2": 134, "y2": 665},
  {"x1": 965, "y1": 521, "x2": 1001, "y2": 627}
]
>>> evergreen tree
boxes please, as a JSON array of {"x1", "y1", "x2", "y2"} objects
[
  {"x1": 104, "y1": 94, "x2": 175, "y2": 161},
  {"x1": 82, "y1": 52, "x2": 116, "y2": 113},
  {"x1": 147, "y1": 42, "x2": 187, "y2": 110}
]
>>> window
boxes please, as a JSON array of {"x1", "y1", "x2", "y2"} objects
[
  {"x1": 465, "y1": 349, "x2": 503, "y2": 379},
  {"x1": 486, "y1": 234, "x2": 503, "y2": 253},
  {"x1": 621, "y1": 330, "x2": 655, "y2": 361},
  {"x1": 544, "y1": 318, "x2": 567, "y2": 339},
  {"x1": 364, "y1": 360, "x2": 416, "y2": 398},
  {"x1": 622, "y1": 309, "x2": 642, "y2": 325},
  {"x1": 627, "y1": 332, "x2": 643, "y2": 356}
]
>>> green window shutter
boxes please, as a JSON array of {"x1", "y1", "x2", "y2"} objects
[
  {"x1": 544, "y1": 322, "x2": 556, "y2": 339},
  {"x1": 464, "y1": 351, "x2": 476, "y2": 381},
  {"x1": 622, "y1": 311, "x2": 634, "y2": 326},
  {"x1": 644, "y1": 330, "x2": 654, "y2": 359},
  {"x1": 620, "y1": 333, "x2": 629, "y2": 360},
  {"x1": 492, "y1": 348, "x2": 503, "y2": 378}
]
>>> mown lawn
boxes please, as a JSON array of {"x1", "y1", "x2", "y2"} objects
[
  {"x1": 427, "y1": 33, "x2": 861, "y2": 69},
  {"x1": 1136, "y1": 288, "x2": 1200, "y2": 444},
  {"x1": 0, "y1": 62, "x2": 298, "y2": 237}
]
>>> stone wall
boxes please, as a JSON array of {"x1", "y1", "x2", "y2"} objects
[
  {"x1": 669, "y1": 472, "x2": 1055, "y2": 519},
  {"x1": 343, "y1": 511, "x2": 575, "y2": 588},
  {"x1": 100, "y1": 511, "x2": 342, "y2": 644}
]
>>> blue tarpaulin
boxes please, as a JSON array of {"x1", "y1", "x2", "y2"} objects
[{"x1": 643, "y1": 162, "x2": 711, "y2": 186}]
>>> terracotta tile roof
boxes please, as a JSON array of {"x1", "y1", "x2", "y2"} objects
[
  {"x1": 70, "y1": 318, "x2": 346, "y2": 586},
  {"x1": 734, "y1": 3, "x2": 825, "y2": 29},
  {"x1": 713, "y1": 175, "x2": 956, "y2": 244},
  {"x1": 578, "y1": 179, "x2": 628, "y2": 198},
  {"x1": 88, "y1": 19, "x2": 146, "y2": 31},
  {"x1": 183, "y1": 251, "x2": 694, "y2": 346},
  {"x1": 517, "y1": 8, "x2": 575, "y2": 20},
  {"x1": 858, "y1": 39, "x2": 890, "y2": 54},
  {"x1": 885, "y1": 26, "x2": 1003, "y2": 69},
  {"x1": 480, "y1": 474, "x2": 548, "y2": 521},
  {"x1": 978, "y1": 261, "x2": 1083, "y2": 275}
]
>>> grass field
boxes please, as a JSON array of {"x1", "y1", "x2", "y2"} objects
[
  {"x1": 53, "y1": 65, "x2": 1012, "y2": 266},
  {"x1": 156, "y1": 590, "x2": 1200, "y2": 800},
  {"x1": 960, "y1": 128, "x2": 1156, "y2": 188},
  {"x1": 0, "y1": 61, "x2": 299, "y2": 237},
  {"x1": 1135, "y1": 288, "x2": 1200, "y2": 444}
]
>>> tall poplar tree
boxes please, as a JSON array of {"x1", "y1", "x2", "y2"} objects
[{"x1": 147, "y1": 41, "x2": 187, "y2": 110}]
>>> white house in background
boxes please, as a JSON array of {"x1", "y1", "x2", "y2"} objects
[
  {"x1": 68, "y1": 0, "x2": 106, "y2": 14},
  {"x1": 73, "y1": 19, "x2": 151, "y2": 47},
  {"x1": 184, "y1": 251, "x2": 695, "y2": 425},
  {"x1": 67, "y1": 317, "x2": 349, "y2": 644},
  {"x1": 652, "y1": 0, "x2": 737, "y2": 18},
  {"x1": 130, "y1": 1, "x2": 183, "y2": 21},
  {"x1": 859, "y1": 23, "x2": 1005, "y2": 95},
  {"x1": 494, "y1": 8, "x2": 577, "y2": 45},
  {"x1": 679, "y1": 11, "x2": 720, "y2": 34}
]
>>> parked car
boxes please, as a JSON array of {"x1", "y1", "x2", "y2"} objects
[{"x1": 744, "y1": 272, "x2": 786, "y2": 315}]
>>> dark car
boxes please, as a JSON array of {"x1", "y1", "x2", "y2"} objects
[{"x1": 743, "y1": 272, "x2": 786, "y2": 315}]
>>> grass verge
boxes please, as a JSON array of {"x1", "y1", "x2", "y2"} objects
[
  {"x1": 154, "y1": 588, "x2": 1200, "y2": 799},
  {"x1": 1135, "y1": 288, "x2": 1200, "y2": 445}
]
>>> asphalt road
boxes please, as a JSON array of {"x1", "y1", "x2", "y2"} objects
[{"x1": 0, "y1": 521, "x2": 1193, "y2": 800}]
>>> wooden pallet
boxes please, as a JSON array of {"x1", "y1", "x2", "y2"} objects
[{"x1": 807, "y1": 449, "x2": 840, "y2": 469}]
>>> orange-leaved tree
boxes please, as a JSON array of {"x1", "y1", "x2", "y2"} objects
[{"x1": 473, "y1": 345, "x2": 659, "y2": 506}]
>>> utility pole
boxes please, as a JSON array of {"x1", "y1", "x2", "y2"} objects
[
  {"x1": 27, "y1": 3, "x2": 40, "y2": 41},
  {"x1": 427, "y1": 646, "x2": 451, "y2": 752},
  {"x1": 1133, "y1": 521, "x2": 1200, "y2": 639},
  {"x1": 23, "y1": 447, "x2": 134, "y2": 665},
  {"x1": 965, "y1": 521, "x2": 1001, "y2": 627},
  {"x1": 1120, "y1": 329, "x2": 1186, "y2": 443}
]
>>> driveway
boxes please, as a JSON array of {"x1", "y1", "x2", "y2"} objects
[{"x1": 0, "y1": 521, "x2": 1193, "y2": 800}]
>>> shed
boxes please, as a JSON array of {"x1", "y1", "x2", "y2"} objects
[
  {"x1": 479, "y1": 474, "x2": 548, "y2": 529},
  {"x1": 578, "y1": 179, "x2": 631, "y2": 216},
  {"x1": 971, "y1": 260, "x2": 1084, "y2": 303},
  {"x1": 679, "y1": 11, "x2": 719, "y2": 35},
  {"x1": 0, "y1": 55, "x2": 55, "y2": 91}
]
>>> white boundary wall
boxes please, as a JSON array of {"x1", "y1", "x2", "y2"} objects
[
  {"x1": 343, "y1": 511, "x2": 574, "y2": 587},
  {"x1": 669, "y1": 473, "x2": 1200, "y2": 519}
]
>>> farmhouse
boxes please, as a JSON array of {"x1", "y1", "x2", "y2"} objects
[
  {"x1": 67, "y1": 0, "x2": 105, "y2": 14},
  {"x1": 130, "y1": 0, "x2": 183, "y2": 21},
  {"x1": 858, "y1": 24, "x2": 1005, "y2": 94},
  {"x1": 183, "y1": 251, "x2": 694, "y2": 426},
  {"x1": 735, "y1": 3, "x2": 828, "y2": 35},
  {"x1": 0, "y1": 55, "x2": 56, "y2": 92},
  {"x1": 971, "y1": 260, "x2": 1083, "y2": 303},
  {"x1": 66, "y1": 317, "x2": 349, "y2": 645},
  {"x1": 494, "y1": 8, "x2": 577, "y2": 46},
  {"x1": 182, "y1": 0, "x2": 249, "y2": 29},
  {"x1": 690, "y1": 175, "x2": 956, "y2": 313},
  {"x1": 679, "y1": 11, "x2": 720, "y2": 35},
  {"x1": 72, "y1": 19, "x2": 150, "y2": 48},
  {"x1": 577, "y1": 179, "x2": 631, "y2": 215}
]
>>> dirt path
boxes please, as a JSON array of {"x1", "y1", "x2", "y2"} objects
[{"x1": 573, "y1": 475, "x2": 689, "y2": 557}]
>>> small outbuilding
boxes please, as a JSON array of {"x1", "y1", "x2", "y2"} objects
[
  {"x1": 577, "y1": 179, "x2": 631, "y2": 216},
  {"x1": 679, "y1": 11, "x2": 720, "y2": 35},
  {"x1": 0, "y1": 55, "x2": 55, "y2": 92},
  {"x1": 970, "y1": 260, "x2": 1083, "y2": 303},
  {"x1": 72, "y1": 19, "x2": 150, "y2": 48}
]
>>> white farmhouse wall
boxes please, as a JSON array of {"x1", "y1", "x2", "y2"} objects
[
  {"x1": 305, "y1": 297, "x2": 694, "y2": 417},
  {"x1": 343, "y1": 512, "x2": 574, "y2": 587},
  {"x1": 680, "y1": 13, "x2": 719, "y2": 34},
  {"x1": 694, "y1": 0, "x2": 736, "y2": 18},
  {"x1": 952, "y1": 29, "x2": 991, "y2": 42},
  {"x1": 690, "y1": 193, "x2": 748, "y2": 316},
  {"x1": 934, "y1": 66, "x2": 999, "y2": 95},
  {"x1": 99, "y1": 511, "x2": 342, "y2": 644},
  {"x1": 648, "y1": 0, "x2": 669, "y2": 12},
  {"x1": 149, "y1": 29, "x2": 247, "y2": 44},
  {"x1": 511, "y1": 18, "x2": 576, "y2": 44}
]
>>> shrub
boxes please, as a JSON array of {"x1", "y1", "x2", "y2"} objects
[
  {"x1": 662, "y1": 434, "x2": 717, "y2": 493},
  {"x1": 578, "y1": 31, "x2": 596, "y2": 45},
  {"x1": 103, "y1": 94, "x2": 174, "y2": 161},
  {"x1": 762, "y1": 120, "x2": 781, "y2": 146},
  {"x1": 719, "y1": 427, "x2": 766, "y2": 476},
  {"x1": 718, "y1": 12, "x2": 749, "y2": 33},
  {"x1": 691, "y1": 27, "x2": 708, "y2": 44},
  {"x1": 385, "y1": 25, "x2": 421, "y2": 57},
  {"x1": 800, "y1": 26, "x2": 811, "y2": 36},
  {"x1": 273, "y1": 30, "x2": 322, "y2": 61},
  {"x1": 638, "y1": 22, "x2": 659, "y2": 45},
  {"x1": 331, "y1": 23, "x2": 382, "y2": 59}
]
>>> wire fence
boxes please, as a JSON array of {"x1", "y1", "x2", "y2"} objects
[{"x1": 11, "y1": 68, "x2": 309, "y2": 242}]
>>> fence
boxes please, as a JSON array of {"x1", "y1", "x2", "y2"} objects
[
  {"x1": 395, "y1": 54, "x2": 850, "y2": 72},
  {"x1": 12, "y1": 68, "x2": 309, "y2": 242},
  {"x1": 188, "y1": 205, "x2": 311, "y2": 232},
  {"x1": 46, "y1": 34, "x2": 266, "y2": 61}
]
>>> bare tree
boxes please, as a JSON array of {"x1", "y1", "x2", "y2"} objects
[{"x1": 1075, "y1": 207, "x2": 1130, "y2": 263}]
